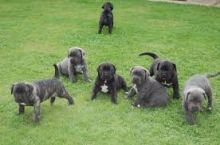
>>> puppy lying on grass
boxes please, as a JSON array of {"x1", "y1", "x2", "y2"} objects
[
  {"x1": 126, "y1": 66, "x2": 168, "y2": 108},
  {"x1": 183, "y1": 72, "x2": 220, "y2": 125},
  {"x1": 11, "y1": 65, "x2": 74, "y2": 122}
]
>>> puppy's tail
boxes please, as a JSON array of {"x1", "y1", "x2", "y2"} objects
[
  {"x1": 139, "y1": 52, "x2": 159, "y2": 59},
  {"x1": 53, "y1": 64, "x2": 60, "y2": 79},
  {"x1": 206, "y1": 72, "x2": 220, "y2": 79}
]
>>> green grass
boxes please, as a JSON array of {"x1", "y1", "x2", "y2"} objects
[{"x1": 0, "y1": 0, "x2": 220, "y2": 144}]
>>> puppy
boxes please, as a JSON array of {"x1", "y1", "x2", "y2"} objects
[
  {"x1": 183, "y1": 72, "x2": 220, "y2": 125},
  {"x1": 98, "y1": 2, "x2": 114, "y2": 34},
  {"x1": 56, "y1": 47, "x2": 90, "y2": 83},
  {"x1": 91, "y1": 63, "x2": 128, "y2": 104},
  {"x1": 127, "y1": 66, "x2": 168, "y2": 107},
  {"x1": 11, "y1": 65, "x2": 74, "y2": 122},
  {"x1": 139, "y1": 52, "x2": 180, "y2": 99}
]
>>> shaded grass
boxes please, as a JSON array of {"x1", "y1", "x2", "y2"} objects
[{"x1": 0, "y1": 0, "x2": 220, "y2": 145}]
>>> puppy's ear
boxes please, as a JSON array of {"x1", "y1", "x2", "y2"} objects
[
  {"x1": 97, "y1": 65, "x2": 102, "y2": 77},
  {"x1": 109, "y1": 3, "x2": 113, "y2": 10},
  {"x1": 184, "y1": 92, "x2": 190, "y2": 111},
  {"x1": 101, "y1": 3, "x2": 105, "y2": 9},
  {"x1": 172, "y1": 63, "x2": 177, "y2": 72},
  {"x1": 26, "y1": 84, "x2": 34, "y2": 95},
  {"x1": 79, "y1": 48, "x2": 85, "y2": 59},
  {"x1": 112, "y1": 64, "x2": 116, "y2": 74},
  {"x1": 156, "y1": 63, "x2": 160, "y2": 70},
  {"x1": 11, "y1": 84, "x2": 15, "y2": 94},
  {"x1": 144, "y1": 69, "x2": 150, "y2": 80}
]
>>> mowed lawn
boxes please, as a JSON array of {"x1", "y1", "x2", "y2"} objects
[{"x1": 0, "y1": 0, "x2": 220, "y2": 144}]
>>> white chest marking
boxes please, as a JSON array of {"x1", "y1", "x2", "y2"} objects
[
  {"x1": 20, "y1": 103, "x2": 26, "y2": 106},
  {"x1": 133, "y1": 84, "x2": 138, "y2": 93},
  {"x1": 101, "y1": 81, "x2": 109, "y2": 93},
  {"x1": 75, "y1": 65, "x2": 83, "y2": 73},
  {"x1": 162, "y1": 81, "x2": 172, "y2": 87}
]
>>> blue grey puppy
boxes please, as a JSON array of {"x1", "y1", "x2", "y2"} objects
[
  {"x1": 56, "y1": 47, "x2": 90, "y2": 83},
  {"x1": 183, "y1": 72, "x2": 220, "y2": 125},
  {"x1": 127, "y1": 66, "x2": 168, "y2": 107},
  {"x1": 11, "y1": 65, "x2": 74, "y2": 122}
]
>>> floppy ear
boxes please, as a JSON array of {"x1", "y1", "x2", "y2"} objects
[
  {"x1": 11, "y1": 84, "x2": 15, "y2": 94},
  {"x1": 184, "y1": 92, "x2": 190, "y2": 111},
  {"x1": 144, "y1": 69, "x2": 149, "y2": 80},
  {"x1": 27, "y1": 84, "x2": 34, "y2": 95},
  {"x1": 97, "y1": 65, "x2": 101, "y2": 77},
  {"x1": 172, "y1": 63, "x2": 177, "y2": 72},
  {"x1": 109, "y1": 3, "x2": 113, "y2": 10},
  {"x1": 79, "y1": 48, "x2": 85, "y2": 59},
  {"x1": 101, "y1": 3, "x2": 105, "y2": 9},
  {"x1": 156, "y1": 63, "x2": 160, "y2": 71},
  {"x1": 112, "y1": 64, "x2": 116, "y2": 74}
]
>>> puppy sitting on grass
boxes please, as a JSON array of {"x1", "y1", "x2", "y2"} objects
[
  {"x1": 183, "y1": 72, "x2": 220, "y2": 125},
  {"x1": 91, "y1": 63, "x2": 128, "y2": 104},
  {"x1": 11, "y1": 65, "x2": 74, "y2": 122},
  {"x1": 55, "y1": 47, "x2": 90, "y2": 83},
  {"x1": 126, "y1": 66, "x2": 168, "y2": 108}
]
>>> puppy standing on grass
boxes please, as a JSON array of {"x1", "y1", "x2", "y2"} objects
[
  {"x1": 91, "y1": 63, "x2": 128, "y2": 104},
  {"x1": 126, "y1": 66, "x2": 168, "y2": 107},
  {"x1": 183, "y1": 72, "x2": 220, "y2": 125},
  {"x1": 139, "y1": 52, "x2": 180, "y2": 99},
  {"x1": 55, "y1": 47, "x2": 90, "y2": 83},
  {"x1": 11, "y1": 65, "x2": 74, "y2": 122},
  {"x1": 98, "y1": 2, "x2": 114, "y2": 34}
]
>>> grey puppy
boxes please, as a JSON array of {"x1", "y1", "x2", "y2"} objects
[
  {"x1": 183, "y1": 72, "x2": 220, "y2": 125},
  {"x1": 139, "y1": 52, "x2": 180, "y2": 99},
  {"x1": 55, "y1": 47, "x2": 90, "y2": 83},
  {"x1": 127, "y1": 66, "x2": 168, "y2": 107},
  {"x1": 11, "y1": 65, "x2": 74, "y2": 122}
]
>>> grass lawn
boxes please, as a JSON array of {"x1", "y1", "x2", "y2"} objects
[{"x1": 0, "y1": 0, "x2": 220, "y2": 144}]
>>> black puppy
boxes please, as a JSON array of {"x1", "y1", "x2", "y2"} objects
[
  {"x1": 98, "y1": 2, "x2": 113, "y2": 34},
  {"x1": 91, "y1": 63, "x2": 128, "y2": 104},
  {"x1": 139, "y1": 52, "x2": 180, "y2": 99}
]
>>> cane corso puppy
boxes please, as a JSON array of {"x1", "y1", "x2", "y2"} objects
[
  {"x1": 139, "y1": 52, "x2": 180, "y2": 99},
  {"x1": 183, "y1": 72, "x2": 220, "y2": 125},
  {"x1": 55, "y1": 47, "x2": 90, "y2": 83},
  {"x1": 91, "y1": 63, "x2": 128, "y2": 104},
  {"x1": 11, "y1": 65, "x2": 74, "y2": 122},
  {"x1": 126, "y1": 66, "x2": 168, "y2": 107},
  {"x1": 98, "y1": 2, "x2": 113, "y2": 34}
]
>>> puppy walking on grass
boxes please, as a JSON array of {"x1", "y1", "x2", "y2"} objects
[
  {"x1": 183, "y1": 72, "x2": 220, "y2": 125},
  {"x1": 11, "y1": 65, "x2": 74, "y2": 122}
]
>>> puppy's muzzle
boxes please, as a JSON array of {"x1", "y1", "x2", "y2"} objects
[
  {"x1": 132, "y1": 76, "x2": 141, "y2": 84},
  {"x1": 191, "y1": 106, "x2": 199, "y2": 113}
]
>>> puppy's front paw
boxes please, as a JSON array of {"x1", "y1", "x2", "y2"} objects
[{"x1": 208, "y1": 107, "x2": 212, "y2": 111}]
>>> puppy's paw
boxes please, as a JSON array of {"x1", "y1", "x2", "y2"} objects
[{"x1": 208, "y1": 107, "x2": 212, "y2": 111}]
